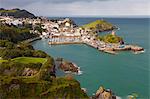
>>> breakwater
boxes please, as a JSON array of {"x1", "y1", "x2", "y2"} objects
[{"x1": 48, "y1": 38, "x2": 144, "y2": 55}]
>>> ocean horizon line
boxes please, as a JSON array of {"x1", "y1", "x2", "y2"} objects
[{"x1": 44, "y1": 15, "x2": 150, "y2": 18}]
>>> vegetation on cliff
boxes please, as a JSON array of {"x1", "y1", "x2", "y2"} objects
[
  {"x1": 0, "y1": 23, "x2": 39, "y2": 43},
  {"x1": 0, "y1": 40, "x2": 88, "y2": 98},
  {"x1": 0, "y1": 40, "x2": 47, "y2": 59},
  {"x1": 0, "y1": 8, "x2": 36, "y2": 18},
  {"x1": 82, "y1": 20, "x2": 115, "y2": 32},
  {"x1": 98, "y1": 34, "x2": 124, "y2": 44},
  {"x1": 0, "y1": 55, "x2": 88, "y2": 98}
]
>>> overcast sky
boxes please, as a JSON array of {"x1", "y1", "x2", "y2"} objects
[{"x1": 0, "y1": 0, "x2": 149, "y2": 17}]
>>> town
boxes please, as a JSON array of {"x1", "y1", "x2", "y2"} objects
[{"x1": 0, "y1": 16, "x2": 144, "y2": 55}]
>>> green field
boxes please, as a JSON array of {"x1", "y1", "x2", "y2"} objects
[
  {"x1": 0, "y1": 59, "x2": 7, "y2": 63},
  {"x1": 0, "y1": 57, "x2": 47, "y2": 64},
  {"x1": 12, "y1": 57, "x2": 47, "y2": 64}
]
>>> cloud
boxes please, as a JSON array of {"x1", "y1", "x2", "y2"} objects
[
  {"x1": 0, "y1": 0, "x2": 115, "y2": 8},
  {"x1": 0, "y1": 0, "x2": 149, "y2": 16}
]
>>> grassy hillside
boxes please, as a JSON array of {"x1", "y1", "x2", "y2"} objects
[
  {"x1": 0, "y1": 57, "x2": 46, "y2": 64},
  {"x1": 0, "y1": 23, "x2": 38, "y2": 43},
  {"x1": 0, "y1": 59, "x2": 7, "y2": 63},
  {"x1": 12, "y1": 57, "x2": 47, "y2": 64},
  {"x1": 0, "y1": 56, "x2": 88, "y2": 98},
  {"x1": 98, "y1": 34, "x2": 124, "y2": 44},
  {"x1": 0, "y1": 8, "x2": 36, "y2": 18},
  {"x1": 82, "y1": 20, "x2": 115, "y2": 32}
]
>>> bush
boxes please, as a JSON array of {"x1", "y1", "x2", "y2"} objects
[
  {"x1": 0, "y1": 24, "x2": 38, "y2": 43},
  {"x1": 99, "y1": 34, "x2": 123, "y2": 44},
  {"x1": 33, "y1": 50, "x2": 47, "y2": 58},
  {"x1": 1, "y1": 49, "x2": 22, "y2": 59},
  {"x1": 0, "y1": 40, "x2": 14, "y2": 49}
]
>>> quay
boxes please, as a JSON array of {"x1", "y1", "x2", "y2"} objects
[
  {"x1": 48, "y1": 36, "x2": 144, "y2": 55},
  {"x1": 38, "y1": 17, "x2": 144, "y2": 55},
  {"x1": 103, "y1": 50, "x2": 117, "y2": 55},
  {"x1": 49, "y1": 42, "x2": 83, "y2": 45},
  {"x1": 48, "y1": 38, "x2": 144, "y2": 55}
]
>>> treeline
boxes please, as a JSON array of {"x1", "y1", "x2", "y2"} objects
[
  {"x1": 82, "y1": 20, "x2": 115, "y2": 32},
  {"x1": 0, "y1": 40, "x2": 48, "y2": 59},
  {"x1": 98, "y1": 34, "x2": 124, "y2": 44},
  {"x1": 0, "y1": 23, "x2": 38, "y2": 43}
]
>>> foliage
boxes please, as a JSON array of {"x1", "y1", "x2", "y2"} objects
[
  {"x1": 82, "y1": 20, "x2": 114, "y2": 32},
  {"x1": 0, "y1": 41, "x2": 47, "y2": 59},
  {"x1": 99, "y1": 34, "x2": 123, "y2": 43},
  {"x1": 0, "y1": 55, "x2": 88, "y2": 98},
  {"x1": 37, "y1": 56, "x2": 54, "y2": 81},
  {"x1": 0, "y1": 61, "x2": 42, "y2": 76},
  {"x1": 0, "y1": 40, "x2": 14, "y2": 49},
  {"x1": 12, "y1": 57, "x2": 46, "y2": 64},
  {"x1": 0, "y1": 24, "x2": 38, "y2": 43},
  {"x1": 34, "y1": 24, "x2": 46, "y2": 33}
]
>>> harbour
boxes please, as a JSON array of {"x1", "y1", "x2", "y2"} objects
[{"x1": 32, "y1": 17, "x2": 149, "y2": 98}]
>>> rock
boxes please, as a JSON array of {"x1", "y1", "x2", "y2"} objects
[
  {"x1": 58, "y1": 60, "x2": 79, "y2": 73},
  {"x1": 130, "y1": 46, "x2": 144, "y2": 51},
  {"x1": 9, "y1": 84, "x2": 20, "y2": 90},
  {"x1": 94, "y1": 86, "x2": 116, "y2": 99},
  {"x1": 22, "y1": 68, "x2": 38, "y2": 76},
  {"x1": 96, "y1": 86, "x2": 104, "y2": 97}
]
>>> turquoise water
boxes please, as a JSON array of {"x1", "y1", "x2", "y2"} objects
[{"x1": 32, "y1": 18, "x2": 149, "y2": 98}]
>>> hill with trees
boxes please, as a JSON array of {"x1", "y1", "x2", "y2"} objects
[
  {"x1": 0, "y1": 23, "x2": 39, "y2": 43},
  {"x1": 82, "y1": 20, "x2": 116, "y2": 32},
  {"x1": 0, "y1": 8, "x2": 36, "y2": 18}
]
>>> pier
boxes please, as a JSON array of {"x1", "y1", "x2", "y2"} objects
[{"x1": 48, "y1": 35, "x2": 144, "y2": 55}]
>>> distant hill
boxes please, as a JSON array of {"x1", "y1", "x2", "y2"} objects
[
  {"x1": 0, "y1": 8, "x2": 36, "y2": 18},
  {"x1": 82, "y1": 20, "x2": 116, "y2": 32}
]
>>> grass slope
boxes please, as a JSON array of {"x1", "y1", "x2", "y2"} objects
[
  {"x1": 12, "y1": 57, "x2": 47, "y2": 64},
  {"x1": 0, "y1": 59, "x2": 7, "y2": 63},
  {"x1": 0, "y1": 57, "x2": 46, "y2": 64}
]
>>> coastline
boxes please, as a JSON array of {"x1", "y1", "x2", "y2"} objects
[
  {"x1": 30, "y1": 17, "x2": 147, "y2": 97},
  {"x1": 0, "y1": 8, "x2": 149, "y2": 98}
]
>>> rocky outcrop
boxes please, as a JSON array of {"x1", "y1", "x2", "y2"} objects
[
  {"x1": 130, "y1": 46, "x2": 144, "y2": 52},
  {"x1": 56, "y1": 58, "x2": 80, "y2": 73},
  {"x1": 59, "y1": 62, "x2": 78, "y2": 73},
  {"x1": 93, "y1": 86, "x2": 116, "y2": 99},
  {"x1": 22, "y1": 68, "x2": 38, "y2": 76}
]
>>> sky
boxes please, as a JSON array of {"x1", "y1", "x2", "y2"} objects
[{"x1": 0, "y1": 0, "x2": 149, "y2": 17}]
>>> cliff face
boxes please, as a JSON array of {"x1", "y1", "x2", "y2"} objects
[
  {"x1": 0, "y1": 8, "x2": 36, "y2": 18},
  {"x1": 0, "y1": 56, "x2": 88, "y2": 98}
]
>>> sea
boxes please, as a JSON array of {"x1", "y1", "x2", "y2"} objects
[{"x1": 32, "y1": 17, "x2": 150, "y2": 98}]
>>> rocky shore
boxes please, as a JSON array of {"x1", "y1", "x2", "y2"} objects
[
  {"x1": 55, "y1": 58, "x2": 81, "y2": 74},
  {"x1": 92, "y1": 86, "x2": 117, "y2": 99}
]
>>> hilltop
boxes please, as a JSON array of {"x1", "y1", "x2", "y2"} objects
[
  {"x1": 82, "y1": 20, "x2": 116, "y2": 32},
  {"x1": 0, "y1": 8, "x2": 36, "y2": 18}
]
